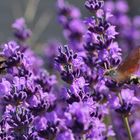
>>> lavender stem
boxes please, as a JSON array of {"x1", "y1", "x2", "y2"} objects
[{"x1": 118, "y1": 92, "x2": 133, "y2": 140}]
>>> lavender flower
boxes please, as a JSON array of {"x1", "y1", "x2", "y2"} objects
[
  {"x1": 111, "y1": 89, "x2": 140, "y2": 116},
  {"x1": 85, "y1": 0, "x2": 104, "y2": 11},
  {"x1": 5, "y1": 107, "x2": 33, "y2": 139},
  {"x1": 12, "y1": 18, "x2": 31, "y2": 41},
  {"x1": 0, "y1": 0, "x2": 139, "y2": 140},
  {"x1": 57, "y1": 0, "x2": 85, "y2": 50},
  {"x1": 104, "y1": 0, "x2": 140, "y2": 53}
]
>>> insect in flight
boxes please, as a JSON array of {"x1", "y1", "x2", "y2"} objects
[
  {"x1": 0, "y1": 55, "x2": 7, "y2": 74},
  {"x1": 105, "y1": 47, "x2": 140, "y2": 83}
]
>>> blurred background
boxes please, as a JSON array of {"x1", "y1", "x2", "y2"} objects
[{"x1": 0, "y1": 0, "x2": 140, "y2": 45}]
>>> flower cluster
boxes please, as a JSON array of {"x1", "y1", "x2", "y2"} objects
[
  {"x1": 0, "y1": 20, "x2": 57, "y2": 139},
  {"x1": 12, "y1": 18, "x2": 31, "y2": 41},
  {"x1": 55, "y1": 0, "x2": 140, "y2": 139},
  {"x1": 104, "y1": 0, "x2": 140, "y2": 53},
  {"x1": 57, "y1": 0, "x2": 85, "y2": 51},
  {"x1": 0, "y1": 0, "x2": 140, "y2": 140}
]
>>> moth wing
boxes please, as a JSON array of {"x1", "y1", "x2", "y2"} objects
[
  {"x1": 115, "y1": 47, "x2": 140, "y2": 82},
  {"x1": 117, "y1": 47, "x2": 140, "y2": 75}
]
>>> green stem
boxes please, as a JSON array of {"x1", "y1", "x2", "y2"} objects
[
  {"x1": 29, "y1": 12, "x2": 51, "y2": 45},
  {"x1": 24, "y1": 0, "x2": 40, "y2": 23},
  {"x1": 123, "y1": 117, "x2": 133, "y2": 140},
  {"x1": 118, "y1": 92, "x2": 133, "y2": 140}
]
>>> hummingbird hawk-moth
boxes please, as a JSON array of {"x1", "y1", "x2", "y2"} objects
[
  {"x1": 0, "y1": 55, "x2": 7, "y2": 74},
  {"x1": 105, "y1": 47, "x2": 140, "y2": 83}
]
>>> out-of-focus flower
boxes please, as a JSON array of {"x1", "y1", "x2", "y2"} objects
[{"x1": 12, "y1": 18, "x2": 31, "y2": 41}]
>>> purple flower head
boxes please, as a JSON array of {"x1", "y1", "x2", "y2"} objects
[
  {"x1": 94, "y1": 80, "x2": 110, "y2": 102},
  {"x1": 107, "y1": 125, "x2": 115, "y2": 137},
  {"x1": 96, "y1": 9, "x2": 113, "y2": 21},
  {"x1": 0, "y1": 78, "x2": 11, "y2": 97},
  {"x1": 12, "y1": 17, "x2": 31, "y2": 41},
  {"x1": 108, "y1": 42, "x2": 122, "y2": 66},
  {"x1": 0, "y1": 41, "x2": 24, "y2": 73},
  {"x1": 6, "y1": 107, "x2": 33, "y2": 139},
  {"x1": 22, "y1": 49, "x2": 44, "y2": 72},
  {"x1": 89, "y1": 118, "x2": 106, "y2": 139},
  {"x1": 29, "y1": 92, "x2": 56, "y2": 117},
  {"x1": 72, "y1": 55, "x2": 84, "y2": 69},
  {"x1": 104, "y1": 1, "x2": 115, "y2": 13},
  {"x1": 104, "y1": 0, "x2": 140, "y2": 54},
  {"x1": 85, "y1": 0, "x2": 104, "y2": 11},
  {"x1": 71, "y1": 77, "x2": 86, "y2": 93},
  {"x1": 35, "y1": 69, "x2": 57, "y2": 92},
  {"x1": 2, "y1": 41, "x2": 20, "y2": 58},
  {"x1": 133, "y1": 16, "x2": 140, "y2": 28},
  {"x1": 84, "y1": 31, "x2": 100, "y2": 51},
  {"x1": 55, "y1": 45, "x2": 77, "y2": 65},
  {"x1": 55, "y1": 45, "x2": 82, "y2": 84},
  {"x1": 105, "y1": 25, "x2": 118, "y2": 39},
  {"x1": 57, "y1": 0, "x2": 81, "y2": 25},
  {"x1": 56, "y1": 130, "x2": 74, "y2": 140},
  {"x1": 0, "y1": 118, "x2": 14, "y2": 140},
  {"x1": 65, "y1": 89, "x2": 81, "y2": 104},
  {"x1": 25, "y1": 76, "x2": 36, "y2": 93},
  {"x1": 57, "y1": 0, "x2": 85, "y2": 51},
  {"x1": 65, "y1": 102, "x2": 91, "y2": 134},
  {"x1": 13, "y1": 76, "x2": 26, "y2": 90},
  {"x1": 4, "y1": 89, "x2": 27, "y2": 106},
  {"x1": 109, "y1": 42, "x2": 122, "y2": 57},
  {"x1": 35, "y1": 112, "x2": 59, "y2": 139},
  {"x1": 64, "y1": 19, "x2": 85, "y2": 43},
  {"x1": 34, "y1": 116, "x2": 47, "y2": 131},
  {"x1": 121, "y1": 89, "x2": 140, "y2": 105},
  {"x1": 115, "y1": 0, "x2": 129, "y2": 13},
  {"x1": 28, "y1": 95, "x2": 39, "y2": 107},
  {"x1": 111, "y1": 89, "x2": 140, "y2": 116}
]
